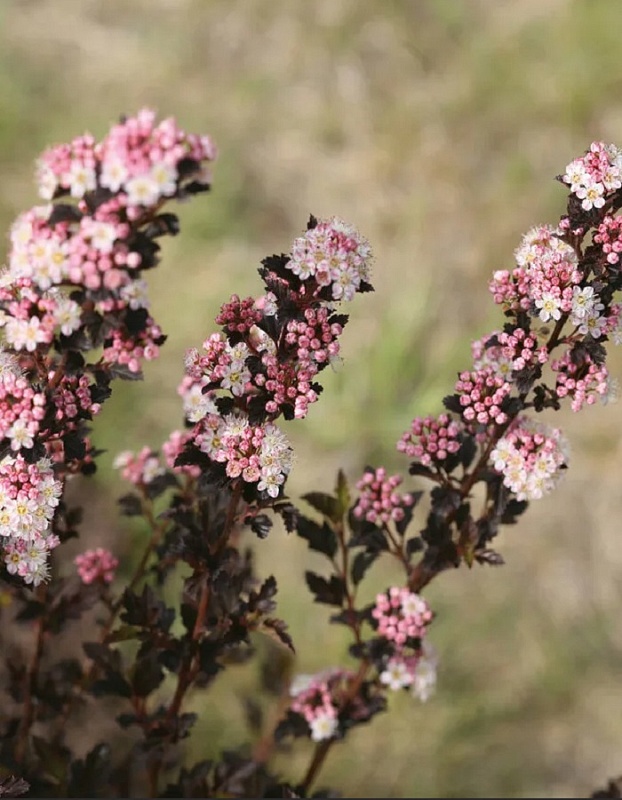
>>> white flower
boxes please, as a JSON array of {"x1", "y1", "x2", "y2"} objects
[
  {"x1": 289, "y1": 674, "x2": 315, "y2": 697},
  {"x1": 20, "y1": 558, "x2": 51, "y2": 586},
  {"x1": 260, "y1": 424, "x2": 294, "y2": 475},
  {"x1": 220, "y1": 362, "x2": 251, "y2": 396},
  {"x1": 534, "y1": 292, "x2": 562, "y2": 323},
  {"x1": 8, "y1": 421, "x2": 34, "y2": 451},
  {"x1": 182, "y1": 383, "x2": 216, "y2": 423},
  {"x1": 288, "y1": 254, "x2": 315, "y2": 280},
  {"x1": 5, "y1": 317, "x2": 49, "y2": 352},
  {"x1": 87, "y1": 221, "x2": 118, "y2": 254},
  {"x1": 578, "y1": 310, "x2": 606, "y2": 338},
  {"x1": 0, "y1": 507, "x2": 12, "y2": 537},
  {"x1": 400, "y1": 592, "x2": 427, "y2": 617},
  {"x1": 309, "y1": 712, "x2": 338, "y2": 742},
  {"x1": 380, "y1": 658, "x2": 414, "y2": 691},
  {"x1": 124, "y1": 174, "x2": 160, "y2": 207},
  {"x1": 39, "y1": 475, "x2": 62, "y2": 508},
  {"x1": 66, "y1": 162, "x2": 96, "y2": 198},
  {"x1": 601, "y1": 165, "x2": 622, "y2": 192},
  {"x1": 563, "y1": 159, "x2": 587, "y2": 193},
  {"x1": 490, "y1": 439, "x2": 515, "y2": 472},
  {"x1": 229, "y1": 342, "x2": 250, "y2": 363},
  {"x1": 10, "y1": 219, "x2": 33, "y2": 248},
  {"x1": 4, "y1": 547, "x2": 23, "y2": 573},
  {"x1": 222, "y1": 414, "x2": 249, "y2": 438},
  {"x1": 411, "y1": 645, "x2": 438, "y2": 702},
  {"x1": 10, "y1": 496, "x2": 38, "y2": 529},
  {"x1": 100, "y1": 158, "x2": 129, "y2": 193},
  {"x1": 331, "y1": 264, "x2": 360, "y2": 302},
  {"x1": 36, "y1": 164, "x2": 58, "y2": 201},
  {"x1": 575, "y1": 179, "x2": 605, "y2": 211},
  {"x1": 257, "y1": 292, "x2": 278, "y2": 316},
  {"x1": 570, "y1": 285, "x2": 596, "y2": 324},
  {"x1": 120, "y1": 279, "x2": 150, "y2": 310},
  {"x1": 257, "y1": 470, "x2": 285, "y2": 498},
  {"x1": 150, "y1": 163, "x2": 177, "y2": 196},
  {"x1": 24, "y1": 539, "x2": 48, "y2": 570},
  {"x1": 55, "y1": 297, "x2": 82, "y2": 336},
  {"x1": 141, "y1": 457, "x2": 164, "y2": 484}
]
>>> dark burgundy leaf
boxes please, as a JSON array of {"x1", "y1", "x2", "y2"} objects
[
  {"x1": 351, "y1": 551, "x2": 376, "y2": 585},
  {"x1": 304, "y1": 571, "x2": 346, "y2": 607},
  {"x1": 117, "y1": 492, "x2": 143, "y2": 517},
  {"x1": 295, "y1": 515, "x2": 337, "y2": 559},
  {"x1": 301, "y1": 491, "x2": 341, "y2": 523},
  {"x1": 248, "y1": 513, "x2": 272, "y2": 539}
]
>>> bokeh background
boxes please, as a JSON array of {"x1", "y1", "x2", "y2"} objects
[{"x1": 3, "y1": 0, "x2": 622, "y2": 796}]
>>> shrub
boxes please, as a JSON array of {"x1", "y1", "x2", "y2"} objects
[{"x1": 0, "y1": 114, "x2": 620, "y2": 798}]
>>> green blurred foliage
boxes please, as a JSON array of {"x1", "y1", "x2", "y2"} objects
[{"x1": 3, "y1": 0, "x2": 622, "y2": 795}]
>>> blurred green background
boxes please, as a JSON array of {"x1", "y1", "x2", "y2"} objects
[{"x1": 3, "y1": 0, "x2": 622, "y2": 796}]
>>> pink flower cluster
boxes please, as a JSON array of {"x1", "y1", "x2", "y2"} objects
[
  {"x1": 49, "y1": 373, "x2": 102, "y2": 425},
  {"x1": 74, "y1": 547, "x2": 119, "y2": 585},
  {"x1": 36, "y1": 108, "x2": 216, "y2": 214},
  {"x1": 379, "y1": 641, "x2": 438, "y2": 701},
  {"x1": 215, "y1": 295, "x2": 262, "y2": 335},
  {"x1": 113, "y1": 447, "x2": 164, "y2": 487},
  {"x1": 161, "y1": 430, "x2": 201, "y2": 479},
  {"x1": 8, "y1": 205, "x2": 136, "y2": 293},
  {"x1": 594, "y1": 214, "x2": 622, "y2": 267},
  {"x1": 352, "y1": 468, "x2": 414, "y2": 524},
  {"x1": 552, "y1": 350, "x2": 610, "y2": 412},
  {"x1": 101, "y1": 316, "x2": 165, "y2": 374},
  {"x1": 489, "y1": 225, "x2": 580, "y2": 320},
  {"x1": 185, "y1": 334, "x2": 250, "y2": 399},
  {"x1": 490, "y1": 417, "x2": 568, "y2": 501},
  {"x1": 0, "y1": 357, "x2": 45, "y2": 451},
  {"x1": 194, "y1": 414, "x2": 293, "y2": 497},
  {"x1": 472, "y1": 329, "x2": 548, "y2": 377},
  {"x1": 0, "y1": 456, "x2": 62, "y2": 586},
  {"x1": 114, "y1": 430, "x2": 202, "y2": 490},
  {"x1": 372, "y1": 588, "x2": 437, "y2": 700},
  {"x1": 176, "y1": 217, "x2": 372, "y2": 500},
  {"x1": 289, "y1": 668, "x2": 354, "y2": 742},
  {"x1": 0, "y1": 279, "x2": 83, "y2": 353},
  {"x1": 187, "y1": 307, "x2": 344, "y2": 421},
  {"x1": 372, "y1": 587, "x2": 433, "y2": 647},
  {"x1": 454, "y1": 368, "x2": 511, "y2": 428},
  {"x1": 286, "y1": 217, "x2": 372, "y2": 302},
  {"x1": 396, "y1": 413, "x2": 462, "y2": 467},
  {"x1": 563, "y1": 141, "x2": 622, "y2": 211}
]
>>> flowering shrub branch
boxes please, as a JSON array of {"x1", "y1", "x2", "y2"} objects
[{"x1": 0, "y1": 116, "x2": 620, "y2": 797}]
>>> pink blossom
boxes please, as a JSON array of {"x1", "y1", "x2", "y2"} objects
[{"x1": 75, "y1": 548, "x2": 119, "y2": 585}]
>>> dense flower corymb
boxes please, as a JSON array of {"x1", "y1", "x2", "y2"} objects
[
  {"x1": 75, "y1": 548, "x2": 119, "y2": 585},
  {"x1": 353, "y1": 467, "x2": 414, "y2": 524},
  {"x1": 380, "y1": 641, "x2": 438, "y2": 702},
  {"x1": 289, "y1": 668, "x2": 354, "y2": 742},
  {"x1": 397, "y1": 413, "x2": 462, "y2": 468},
  {"x1": 0, "y1": 456, "x2": 62, "y2": 586},
  {"x1": 372, "y1": 587, "x2": 433, "y2": 647},
  {"x1": 490, "y1": 417, "x2": 568, "y2": 501},
  {"x1": 178, "y1": 215, "x2": 373, "y2": 500}
]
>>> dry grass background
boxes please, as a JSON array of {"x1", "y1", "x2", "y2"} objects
[{"x1": 2, "y1": 0, "x2": 622, "y2": 796}]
